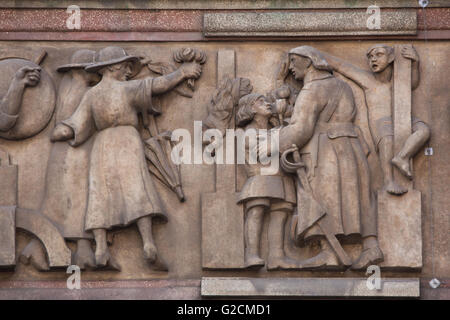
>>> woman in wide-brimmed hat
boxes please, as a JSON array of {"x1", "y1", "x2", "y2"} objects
[{"x1": 51, "y1": 46, "x2": 202, "y2": 270}]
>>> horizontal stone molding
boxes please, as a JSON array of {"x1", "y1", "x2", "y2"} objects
[
  {"x1": 204, "y1": 11, "x2": 417, "y2": 37},
  {"x1": 0, "y1": 0, "x2": 448, "y2": 9},
  {"x1": 201, "y1": 277, "x2": 421, "y2": 297}
]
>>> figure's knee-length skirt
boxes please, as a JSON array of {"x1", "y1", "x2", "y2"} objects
[{"x1": 85, "y1": 125, "x2": 167, "y2": 231}]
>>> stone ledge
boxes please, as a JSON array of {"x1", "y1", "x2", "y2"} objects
[
  {"x1": 201, "y1": 277, "x2": 420, "y2": 297},
  {"x1": 0, "y1": 280, "x2": 201, "y2": 300},
  {"x1": 0, "y1": 0, "x2": 447, "y2": 9},
  {"x1": 204, "y1": 11, "x2": 417, "y2": 37}
]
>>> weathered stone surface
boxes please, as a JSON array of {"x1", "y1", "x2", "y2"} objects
[
  {"x1": 393, "y1": 44, "x2": 413, "y2": 190},
  {"x1": 0, "y1": 164, "x2": 17, "y2": 206},
  {"x1": 0, "y1": 0, "x2": 446, "y2": 9},
  {"x1": 204, "y1": 11, "x2": 417, "y2": 37},
  {"x1": 201, "y1": 277, "x2": 420, "y2": 297},
  {"x1": 378, "y1": 190, "x2": 422, "y2": 270},
  {"x1": 0, "y1": 206, "x2": 15, "y2": 268},
  {"x1": 0, "y1": 279, "x2": 201, "y2": 300},
  {"x1": 202, "y1": 49, "x2": 245, "y2": 269},
  {"x1": 0, "y1": 41, "x2": 447, "y2": 301},
  {"x1": 15, "y1": 208, "x2": 71, "y2": 268}
]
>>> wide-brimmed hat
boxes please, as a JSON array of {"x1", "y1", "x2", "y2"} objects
[
  {"x1": 56, "y1": 49, "x2": 96, "y2": 73},
  {"x1": 85, "y1": 46, "x2": 139, "y2": 73}
]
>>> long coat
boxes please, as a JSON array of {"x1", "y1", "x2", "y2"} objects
[
  {"x1": 40, "y1": 74, "x2": 93, "y2": 240},
  {"x1": 62, "y1": 77, "x2": 166, "y2": 231},
  {"x1": 279, "y1": 71, "x2": 376, "y2": 245}
]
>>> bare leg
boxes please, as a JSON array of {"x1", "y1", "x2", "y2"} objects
[
  {"x1": 392, "y1": 123, "x2": 430, "y2": 179},
  {"x1": 244, "y1": 206, "x2": 265, "y2": 268},
  {"x1": 267, "y1": 210, "x2": 301, "y2": 270},
  {"x1": 74, "y1": 239, "x2": 96, "y2": 270},
  {"x1": 136, "y1": 216, "x2": 167, "y2": 270},
  {"x1": 136, "y1": 216, "x2": 157, "y2": 263},
  {"x1": 92, "y1": 228, "x2": 120, "y2": 270},
  {"x1": 378, "y1": 136, "x2": 407, "y2": 195}
]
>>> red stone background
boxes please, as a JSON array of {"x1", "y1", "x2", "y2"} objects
[{"x1": 0, "y1": 8, "x2": 448, "y2": 41}]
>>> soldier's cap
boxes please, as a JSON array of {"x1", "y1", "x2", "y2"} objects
[
  {"x1": 288, "y1": 46, "x2": 332, "y2": 72},
  {"x1": 85, "y1": 46, "x2": 139, "y2": 73},
  {"x1": 56, "y1": 49, "x2": 97, "y2": 73}
]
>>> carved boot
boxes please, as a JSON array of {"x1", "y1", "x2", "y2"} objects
[
  {"x1": 244, "y1": 233, "x2": 265, "y2": 269},
  {"x1": 351, "y1": 237, "x2": 384, "y2": 270},
  {"x1": 297, "y1": 240, "x2": 340, "y2": 270},
  {"x1": 73, "y1": 239, "x2": 96, "y2": 270},
  {"x1": 266, "y1": 210, "x2": 301, "y2": 270},
  {"x1": 244, "y1": 211, "x2": 265, "y2": 269},
  {"x1": 19, "y1": 239, "x2": 50, "y2": 271},
  {"x1": 267, "y1": 253, "x2": 302, "y2": 271}
]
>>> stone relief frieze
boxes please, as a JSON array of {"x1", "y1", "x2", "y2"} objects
[{"x1": 0, "y1": 43, "x2": 428, "y2": 275}]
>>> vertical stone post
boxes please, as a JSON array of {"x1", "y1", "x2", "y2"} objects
[
  {"x1": 378, "y1": 45, "x2": 422, "y2": 270},
  {"x1": 202, "y1": 50, "x2": 245, "y2": 269},
  {"x1": 0, "y1": 149, "x2": 17, "y2": 268}
]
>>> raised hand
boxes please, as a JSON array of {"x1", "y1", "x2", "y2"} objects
[
  {"x1": 15, "y1": 66, "x2": 41, "y2": 87},
  {"x1": 180, "y1": 62, "x2": 202, "y2": 80},
  {"x1": 401, "y1": 45, "x2": 419, "y2": 62}
]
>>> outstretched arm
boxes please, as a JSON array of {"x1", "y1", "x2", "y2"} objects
[
  {"x1": 278, "y1": 84, "x2": 323, "y2": 153},
  {"x1": 152, "y1": 62, "x2": 201, "y2": 95},
  {"x1": 321, "y1": 52, "x2": 374, "y2": 90},
  {"x1": 401, "y1": 45, "x2": 420, "y2": 90}
]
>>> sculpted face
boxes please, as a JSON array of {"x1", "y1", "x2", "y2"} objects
[
  {"x1": 252, "y1": 96, "x2": 272, "y2": 117},
  {"x1": 289, "y1": 54, "x2": 311, "y2": 80},
  {"x1": 367, "y1": 47, "x2": 392, "y2": 73},
  {"x1": 109, "y1": 61, "x2": 133, "y2": 81}
]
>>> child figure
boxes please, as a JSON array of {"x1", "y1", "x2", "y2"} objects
[{"x1": 236, "y1": 93, "x2": 299, "y2": 270}]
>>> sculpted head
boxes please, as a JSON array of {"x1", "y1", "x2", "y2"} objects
[
  {"x1": 288, "y1": 46, "x2": 332, "y2": 81},
  {"x1": 366, "y1": 44, "x2": 394, "y2": 73},
  {"x1": 99, "y1": 61, "x2": 133, "y2": 81},
  {"x1": 236, "y1": 94, "x2": 272, "y2": 127}
]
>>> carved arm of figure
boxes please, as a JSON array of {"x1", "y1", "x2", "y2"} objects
[
  {"x1": 401, "y1": 45, "x2": 420, "y2": 90},
  {"x1": 152, "y1": 62, "x2": 202, "y2": 95},
  {"x1": 255, "y1": 82, "x2": 323, "y2": 157},
  {"x1": 321, "y1": 52, "x2": 374, "y2": 90},
  {"x1": 0, "y1": 66, "x2": 41, "y2": 131},
  {"x1": 50, "y1": 123, "x2": 74, "y2": 142}
]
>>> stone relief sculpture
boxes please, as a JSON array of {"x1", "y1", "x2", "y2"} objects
[
  {"x1": 0, "y1": 50, "x2": 72, "y2": 271},
  {"x1": 51, "y1": 46, "x2": 203, "y2": 270},
  {"x1": 20, "y1": 50, "x2": 100, "y2": 271},
  {"x1": 235, "y1": 94, "x2": 298, "y2": 270},
  {"x1": 0, "y1": 52, "x2": 55, "y2": 140},
  {"x1": 321, "y1": 45, "x2": 430, "y2": 192},
  {"x1": 274, "y1": 46, "x2": 383, "y2": 270},
  {"x1": 0, "y1": 43, "x2": 427, "y2": 275},
  {"x1": 0, "y1": 66, "x2": 41, "y2": 132}
]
